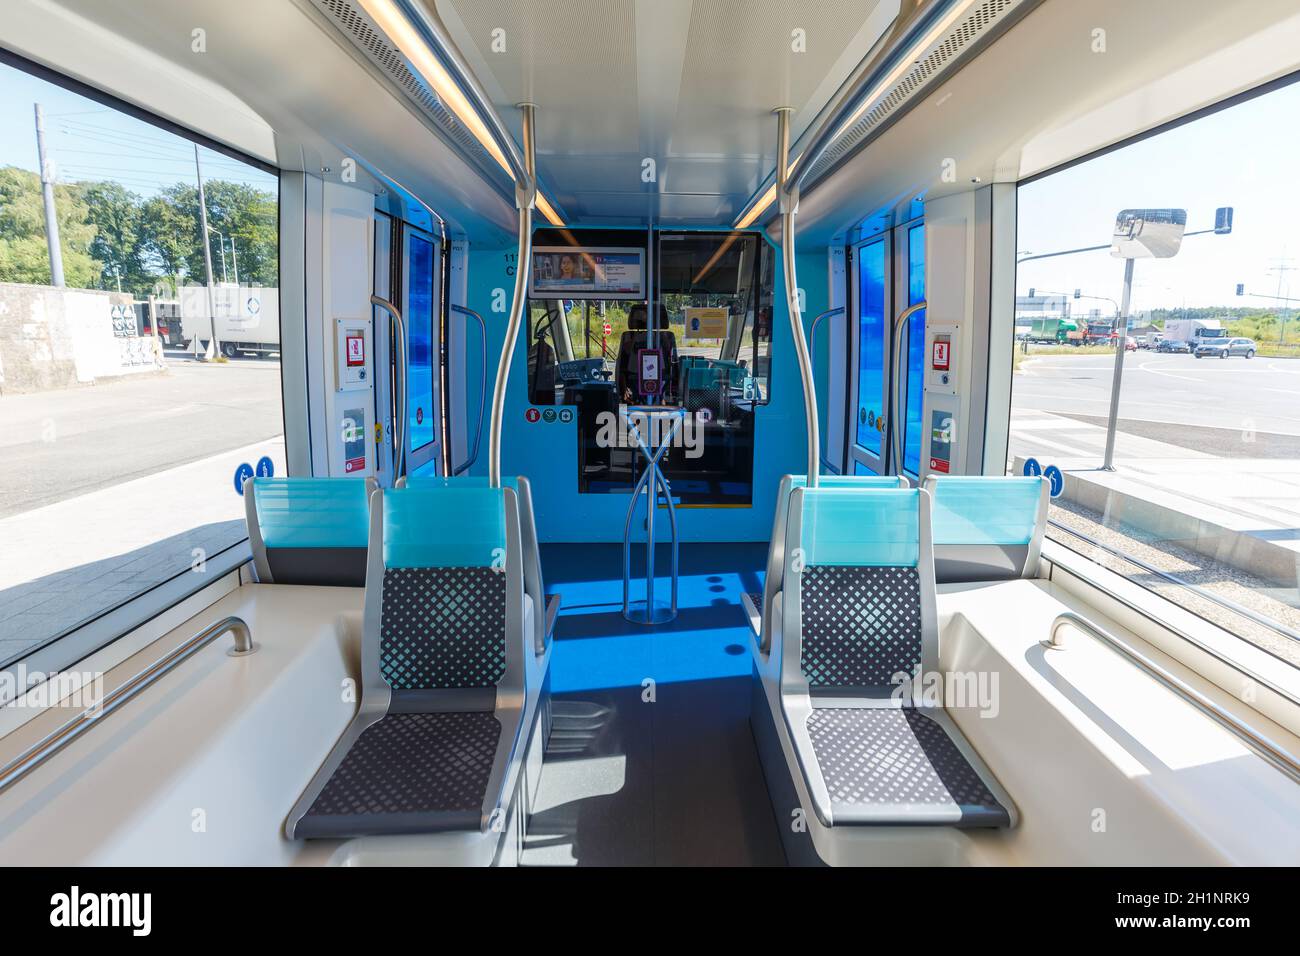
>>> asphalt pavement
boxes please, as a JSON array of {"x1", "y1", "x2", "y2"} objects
[{"x1": 0, "y1": 352, "x2": 283, "y2": 518}]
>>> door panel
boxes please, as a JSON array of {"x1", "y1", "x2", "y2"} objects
[
  {"x1": 849, "y1": 237, "x2": 889, "y2": 474},
  {"x1": 402, "y1": 226, "x2": 441, "y2": 474},
  {"x1": 901, "y1": 222, "x2": 926, "y2": 477}
]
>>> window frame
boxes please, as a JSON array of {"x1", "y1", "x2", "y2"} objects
[
  {"x1": 0, "y1": 52, "x2": 283, "y2": 692},
  {"x1": 1008, "y1": 69, "x2": 1300, "y2": 690}
]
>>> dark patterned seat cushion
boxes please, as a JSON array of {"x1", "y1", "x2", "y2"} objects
[
  {"x1": 799, "y1": 565, "x2": 922, "y2": 686},
  {"x1": 805, "y1": 708, "x2": 1008, "y2": 826},
  {"x1": 299, "y1": 711, "x2": 502, "y2": 835},
  {"x1": 380, "y1": 567, "x2": 506, "y2": 689}
]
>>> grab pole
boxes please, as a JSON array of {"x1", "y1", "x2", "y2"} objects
[
  {"x1": 776, "y1": 107, "x2": 821, "y2": 488},
  {"x1": 487, "y1": 103, "x2": 537, "y2": 489}
]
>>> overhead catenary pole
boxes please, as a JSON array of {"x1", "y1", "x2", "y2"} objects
[
  {"x1": 193, "y1": 143, "x2": 219, "y2": 359},
  {"x1": 33, "y1": 104, "x2": 65, "y2": 288},
  {"x1": 775, "y1": 106, "x2": 821, "y2": 487}
]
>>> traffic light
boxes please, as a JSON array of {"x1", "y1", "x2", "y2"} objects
[
  {"x1": 1215, "y1": 207, "x2": 1234, "y2": 235},
  {"x1": 1073, "y1": 288, "x2": 1081, "y2": 299},
  {"x1": 1236, "y1": 283, "x2": 1245, "y2": 296},
  {"x1": 1028, "y1": 287, "x2": 1035, "y2": 298}
]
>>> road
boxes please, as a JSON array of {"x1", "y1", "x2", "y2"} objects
[
  {"x1": 1011, "y1": 351, "x2": 1300, "y2": 460},
  {"x1": 0, "y1": 352, "x2": 283, "y2": 518}
]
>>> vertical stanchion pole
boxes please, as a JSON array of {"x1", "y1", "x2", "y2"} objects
[
  {"x1": 488, "y1": 104, "x2": 537, "y2": 489},
  {"x1": 776, "y1": 107, "x2": 820, "y2": 488}
]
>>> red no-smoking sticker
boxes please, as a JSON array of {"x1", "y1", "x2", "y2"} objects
[{"x1": 525, "y1": 408, "x2": 541, "y2": 423}]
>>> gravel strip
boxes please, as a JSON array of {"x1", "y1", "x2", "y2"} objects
[{"x1": 1047, "y1": 498, "x2": 1300, "y2": 669}]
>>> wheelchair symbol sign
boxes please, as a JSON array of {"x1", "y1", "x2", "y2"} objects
[{"x1": 1044, "y1": 465, "x2": 1064, "y2": 498}]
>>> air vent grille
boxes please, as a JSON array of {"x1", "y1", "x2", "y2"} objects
[
  {"x1": 803, "y1": 0, "x2": 1026, "y2": 185},
  {"x1": 311, "y1": 0, "x2": 495, "y2": 168}
]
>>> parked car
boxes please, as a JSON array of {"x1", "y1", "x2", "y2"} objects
[
  {"x1": 1156, "y1": 339, "x2": 1191, "y2": 353},
  {"x1": 1194, "y1": 336, "x2": 1256, "y2": 359}
]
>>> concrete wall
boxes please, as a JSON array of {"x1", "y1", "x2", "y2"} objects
[{"x1": 0, "y1": 282, "x2": 163, "y2": 395}]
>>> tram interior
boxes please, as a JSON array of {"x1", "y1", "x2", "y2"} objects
[{"x1": 0, "y1": 0, "x2": 1298, "y2": 868}]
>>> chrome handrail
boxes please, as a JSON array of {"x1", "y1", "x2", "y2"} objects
[
  {"x1": 371, "y1": 294, "x2": 408, "y2": 483},
  {"x1": 0, "y1": 616, "x2": 254, "y2": 797},
  {"x1": 449, "y1": 304, "x2": 488, "y2": 476},
  {"x1": 809, "y1": 306, "x2": 845, "y2": 475},
  {"x1": 889, "y1": 300, "x2": 927, "y2": 477},
  {"x1": 1045, "y1": 611, "x2": 1300, "y2": 785}
]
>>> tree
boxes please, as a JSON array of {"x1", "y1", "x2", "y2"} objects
[
  {"x1": 139, "y1": 183, "x2": 198, "y2": 284},
  {"x1": 78, "y1": 180, "x2": 148, "y2": 293},
  {"x1": 0, "y1": 166, "x2": 98, "y2": 286}
]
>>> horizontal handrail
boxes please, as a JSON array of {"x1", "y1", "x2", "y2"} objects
[
  {"x1": 0, "y1": 616, "x2": 254, "y2": 798},
  {"x1": 1045, "y1": 611, "x2": 1300, "y2": 785}
]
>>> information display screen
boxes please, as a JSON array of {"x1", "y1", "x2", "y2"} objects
[{"x1": 531, "y1": 246, "x2": 644, "y2": 299}]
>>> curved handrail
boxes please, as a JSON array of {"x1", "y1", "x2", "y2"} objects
[
  {"x1": 371, "y1": 294, "x2": 408, "y2": 483},
  {"x1": 449, "y1": 304, "x2": 488, "y2": 476},
  {"x1": 808, "y1": 306, "x2": 845, "y2": 474},
  {"x1": 889, "y1": 299, "x2": 927, "y2": 477},
  {"x1": 0, "y1": 616, "x2": 254, "y2": 798},
  {"x1": 1045, "y1": 611, "x2": 1300, "y2": 786}
]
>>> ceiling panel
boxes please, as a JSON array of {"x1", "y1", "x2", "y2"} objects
[{"x1": 438, "y1": 0, "x2": 894, "y2": 226}]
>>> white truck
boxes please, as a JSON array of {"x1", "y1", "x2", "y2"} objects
[
  {"x1": 1162, "y1": 318, "x2": 1224, "y2": 347},
  {"x1": 180, "y1": 283, "x2": 280, "y2": 358}
]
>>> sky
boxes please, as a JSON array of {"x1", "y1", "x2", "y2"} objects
[
  {"x1": 1017, "y1": 78, "x2": 1300, "y2": 314},
  {"x1": 0, "y1": 61, "x2": 276, "y2": 198}
]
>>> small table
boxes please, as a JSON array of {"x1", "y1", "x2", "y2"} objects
[{"x1": 621, "y1": 406, "x2": 684, "y2": 625}]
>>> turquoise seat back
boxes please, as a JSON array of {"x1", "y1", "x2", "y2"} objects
[
  {"x1": 925, "y1": 476, "x2": 1048, "y2": 583},
  {"x1": 253, "y1": 477, "x2": 370, "y2": 549},
  {"x1": 929, "y1": 477, "x2": 1043, "y2": 546},
  {"x1": 799, "y1": 488, "x2": 920, "y2": 567},
  {"x1": 383, "y1": 485, "x2": 505, "y2": 568}
]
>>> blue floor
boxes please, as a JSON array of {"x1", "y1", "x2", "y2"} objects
[
  {"x1": 542, "y1": 541, "x2": 766, "y2": 694},
  {"x1": 523, "y1": 542, "x2": 785, "y2": 866}
]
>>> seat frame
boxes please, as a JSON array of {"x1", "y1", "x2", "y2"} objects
[
  {"x1": 743, "y1": 474, "x2": 907, "y2": 653},
  {"x1": 923, "y1": 475, "x2": 1050, "y2": 584},
  {"x1": 777, "y1": 486, "x2": 1018, "y2": 829},
  {"x1": 284, "y1": 485, "x2": 530, "y2": 839}
]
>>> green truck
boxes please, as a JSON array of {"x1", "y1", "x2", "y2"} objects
[{"x1": 1019, "y1": 316, "x2": 1079, "y2": 344}]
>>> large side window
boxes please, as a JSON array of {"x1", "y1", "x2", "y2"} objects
[
  {"x1": 1011, "y1": 77, "x2": 1300, "y2": 670},
  {"x1": 0, "y1": 60, "x2": 282, "y2": 672},
  {"x1": 852, "y1": 237, "x2": 888, "y2": 462}
]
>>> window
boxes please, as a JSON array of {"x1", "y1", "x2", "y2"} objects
[
  {"x1": 1011, "y1": 76, "x2": 1300, "y2": 669},
  {"x1": 902, "y1": 222, "x2": 926, "y2": 476},
  {"x1": 854, "y1": 238, "x2": 888, "y2": 458},
  {"x1": 0, "y1": 59, "x2": 281, "y2": 672}
]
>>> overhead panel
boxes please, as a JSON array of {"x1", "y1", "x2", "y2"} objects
[
  {"x1": 800, "y1": 0, "x2": 1030, "y2": 189},
  {"x1": 309, "y1": 0, "x2": 504, "y2": 186},
  {"x1": 440, "y1": 0, "x2": 893, "y2": 225}
]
